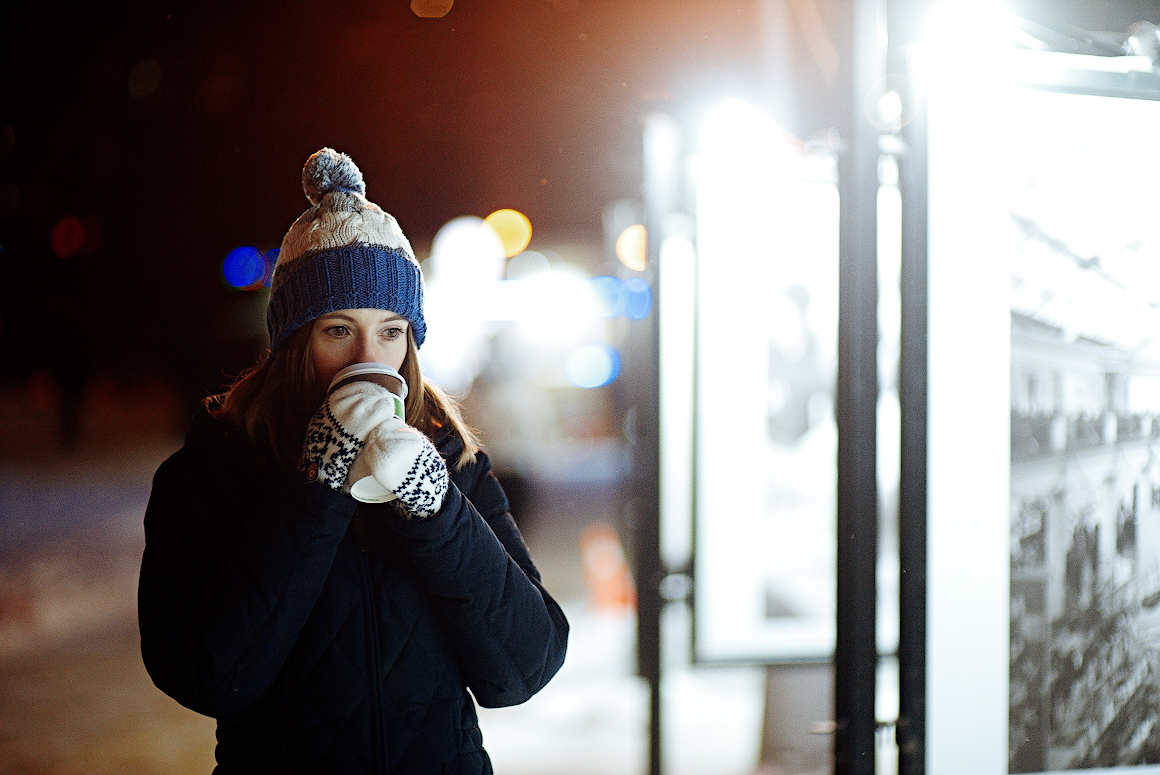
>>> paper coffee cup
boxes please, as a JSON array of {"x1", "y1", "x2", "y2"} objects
[
  {"x1": 328, "y1": 363, "x2": 407, "y2": 420},
  {"x1": 328, "y1": 363, "x2": 409, "y2": 503}
]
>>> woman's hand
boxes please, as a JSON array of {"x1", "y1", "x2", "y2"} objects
[
  {"x1": 351, "y1": 417, "x2": 449, "y2": 519},
  {"x1": 300, "y1": 380, "x2": 399, "y2": 492}
]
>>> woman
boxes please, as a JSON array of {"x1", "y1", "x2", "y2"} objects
[{"x1": 138, "y1": 148, "x2": 569, "y2": 774}]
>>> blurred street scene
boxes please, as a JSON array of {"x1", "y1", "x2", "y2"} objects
[{"x1": 10, "y1": 2, "x2": 1155, "y2": 772}]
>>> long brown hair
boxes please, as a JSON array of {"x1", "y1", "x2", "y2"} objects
[{"x1": 211, "y1": 321, "x2": 479, "y2": 471}]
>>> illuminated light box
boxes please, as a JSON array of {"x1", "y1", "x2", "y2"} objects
[
  {"x1": 922, "y1": 46, "x2": 1160, "y2": 775},
  {"x1": 690, "y1": 98, "x2": 841, "y2": 663}
]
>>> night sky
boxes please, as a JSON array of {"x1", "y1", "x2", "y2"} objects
[{"x1": 2, "y1": 0, "x2": 1158, "y2": 413}]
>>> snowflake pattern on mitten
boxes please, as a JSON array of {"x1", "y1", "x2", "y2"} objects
[
  {"x1": 392, "y1": 441, "x2": 449, "y2": 520},
  {"x1": 301, "y1": 401, "x2": 365, "y2": 491}
]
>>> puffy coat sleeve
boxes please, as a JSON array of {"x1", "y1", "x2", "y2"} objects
[
  {"x1": 138, "y1": 437, "x2": 357, "y2": 722},
  {"x1": 379, "y1": 451, "x2": 569, "y2": 708}
]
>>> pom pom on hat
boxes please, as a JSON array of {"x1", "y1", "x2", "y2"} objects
[
  {"x1": 265, "y1": 148, "x2": 427, "y2": 352},
  {"x1": 301, "y1": 147, "x2": 366, "y2": 205}
]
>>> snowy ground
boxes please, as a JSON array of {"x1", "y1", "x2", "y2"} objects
[{"x1": 478, "y1": 602, "x2": 768, "y2": 775}]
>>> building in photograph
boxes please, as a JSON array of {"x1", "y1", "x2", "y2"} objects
[{"x1": 1010, "y1": 311, "x2": 1160, "y2": 771}]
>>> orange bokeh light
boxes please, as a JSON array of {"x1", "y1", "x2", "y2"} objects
[
  {"x1": 615, "y1": 224, "x2": 647, "y2": 271},
  {"x1": 411, "y1": 0, "x2": 453, "y2": 18}
]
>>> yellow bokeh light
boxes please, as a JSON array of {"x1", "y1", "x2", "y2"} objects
[
  {"x1": 616, "y1": 224, "x2": 647, "y2": 271},
  {"x1": 484, "y1": 208, "x2": 533, "y2": 258}
]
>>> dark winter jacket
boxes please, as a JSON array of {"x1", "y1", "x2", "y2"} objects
[{"x1": 138, "y1": 405, "x2": 569, "y2": 774}]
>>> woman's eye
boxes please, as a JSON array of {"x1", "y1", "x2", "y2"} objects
[
  {"x1": 327, "y1": 325, "x2": 349, "y2": 337},
  {"x1": 383, "y1": 327, "x2": 403, "y2": 340}
]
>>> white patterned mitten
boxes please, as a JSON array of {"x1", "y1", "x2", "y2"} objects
[
  {"x1": 300, "y1": 381, "x2": 400, "y2": 493},
  {"x1": 353, "y1": 417, "x2": 449, "y2": 519}
]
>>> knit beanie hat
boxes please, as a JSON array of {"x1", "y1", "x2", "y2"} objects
[{"x1": 265, "y1": 148, "x2": 426, "y2": 352}]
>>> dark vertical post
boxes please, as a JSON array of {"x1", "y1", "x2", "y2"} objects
[
  {"x1": 635, "y1": 111, "x2": 680, "y2": 775},
  {"x1": 895, "y1": 8, "x2": 928, "y2": 772},
  {"x1": 834, "y1": 0, "x2": 882, "y2": 772}
]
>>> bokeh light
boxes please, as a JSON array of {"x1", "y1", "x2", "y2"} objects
[
  {"x1": 222, "y1": 246, "x2": 267, "y2": 290},
  {"x1": 412, "y1": 0, "x2": 453, "y2": 18},
  {"x1": 879, "y1": 90, "x2": 903, "y2": 124},
  {"x1": 431, "y1": 216, "x2": 506, "y2": 285},
  {"x1": 616, "y1": 224, "x2": 647, "y2": 271},
  {"x1": 590, "y1": 275, "x2": 626, "y2": 317},
  {"x1": 128, "y1": 58, "x2": 162, "y2": 98},
  {"x1": 623, "y1": 277, "x2": 653, "y2": 319},
  {"x1": 565, "y1": 344, "x2": 621, "y2": 388},
  {"x1": 484, "y1": 208, "x2": 533, "y2": 258},
  {"x1": 497, "y1": 269, "x2": 602, "y2": 339},
  {"x1": 506, "y1": 249, "x2": 551, "y2": 279},
  {"x1": 50, "y1": 216, "x2": 84, "y2": 259},
  {"x1": 863, "y1": 74, "x2": 917, "y2": 131}
]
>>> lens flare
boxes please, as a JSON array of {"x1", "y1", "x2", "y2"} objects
[
  {"x1": 616, "y1": 224, "x2": 647, "y2": 271},
  {"x1": 565, "y1": 345, "x2": 621, "y2": 388},
  {"x1": 223, "y1": 246, "x2": 267, "y2": 289},
  {"x1": 51, "y1": 216, "x2": 84, "y2": 259},
  {"x1": 484, "y1": 209, "x2": 533, "y2": 258}
]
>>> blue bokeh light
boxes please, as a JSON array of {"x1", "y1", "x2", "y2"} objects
[
  {"x1": 623, "y1": 277, "x2": 653, "y2": 320},
  {"x1": 223, "y1": 246, "x2": 266, "y2": 289},
  {"x1": 590, "y1": 275, "x2": 626, "y2": 318},
  {"x1": 564, "y1": 344, "x2": 621, "y2": 388}
]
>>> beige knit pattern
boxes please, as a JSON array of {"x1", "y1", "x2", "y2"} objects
[{"x1": 277, "y1": 191, "x2": 415, "y2": 270}]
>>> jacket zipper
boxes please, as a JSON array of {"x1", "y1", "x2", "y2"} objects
[{"x1": 353, "y1": 515, "x2": 386, "y2": 775}]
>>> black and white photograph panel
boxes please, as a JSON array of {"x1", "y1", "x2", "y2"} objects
[{"x1": 1006, "y1": 84, "x2": 1160, "y2": 773}]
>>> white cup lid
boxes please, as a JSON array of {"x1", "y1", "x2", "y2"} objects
[{"x1": 328, "y1": 363, "x2": 408, "y2": 400}]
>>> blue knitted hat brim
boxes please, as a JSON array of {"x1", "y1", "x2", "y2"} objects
[{"x1": 266, "y1": 243, "x2": 426, "y2": 352}]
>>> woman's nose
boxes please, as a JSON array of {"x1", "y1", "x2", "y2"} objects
[{"x1": 352, "y1": 334, "x2": 378, "y2": 364}]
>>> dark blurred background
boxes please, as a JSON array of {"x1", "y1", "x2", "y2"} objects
[
  {"x1": 4, "y1": 0, "x2": 1157, "y2": 426},
  {"x1": 0, "y1": 0, "x2": 769, "y2": 430},
  {"x1": 4, "y1": 0, "x2": 1159, "y2": 429}
]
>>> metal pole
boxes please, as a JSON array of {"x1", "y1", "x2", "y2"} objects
[
  {"x1": 635, "y1": 111, "x2": 681, "y2": 775},
  {"x1": 894, "y1": 3, "x2": 929, "y2": 769},
  {"x1": 835, "y1": 0, "x2": 882, "y2": 771}
]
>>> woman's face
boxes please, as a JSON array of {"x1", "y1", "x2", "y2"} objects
[{"x1": 309, "y1": 308, "x2": 410, "y2": 389}]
